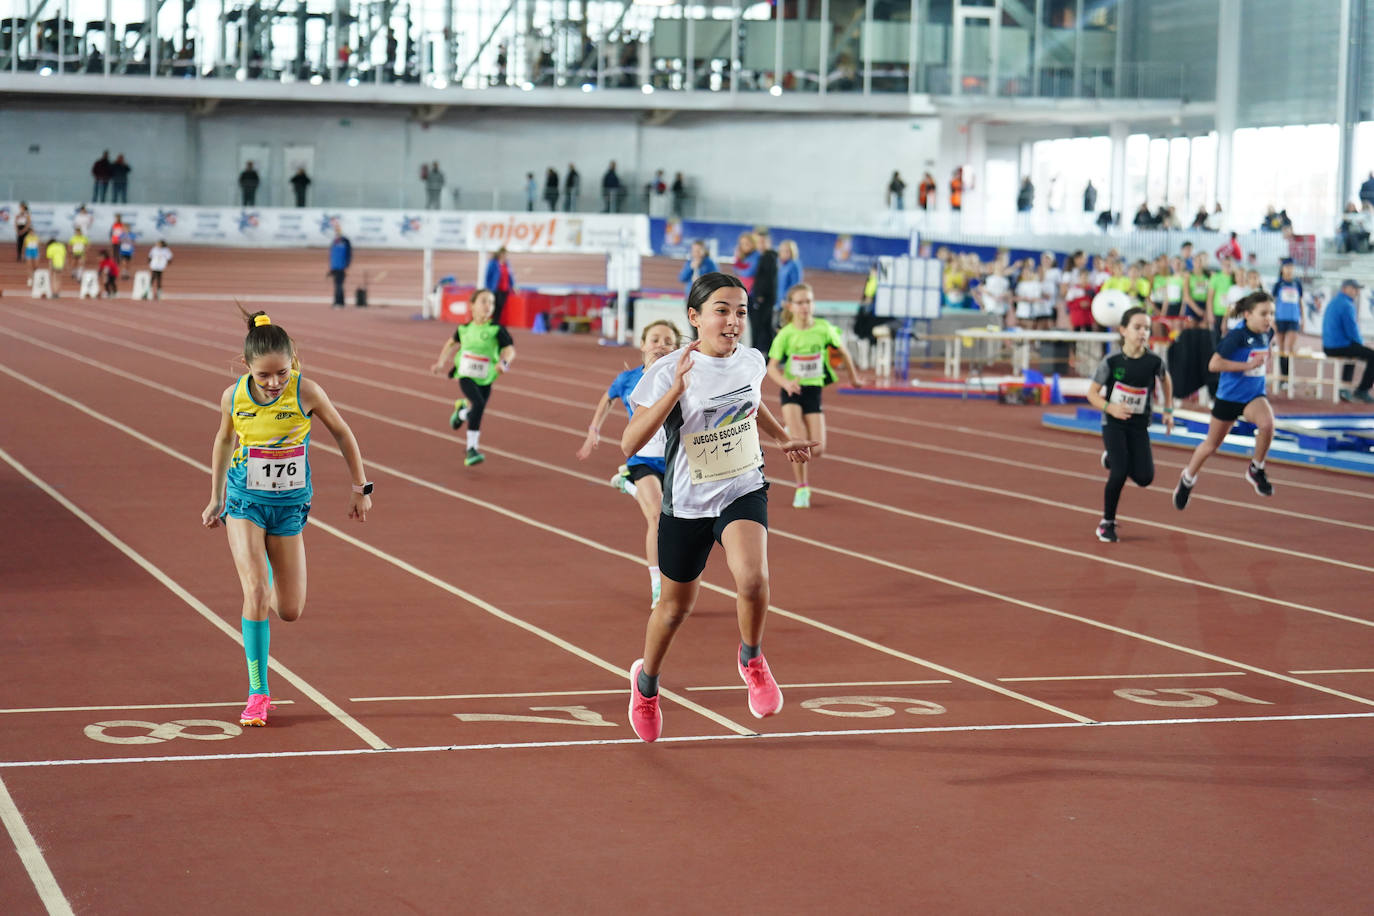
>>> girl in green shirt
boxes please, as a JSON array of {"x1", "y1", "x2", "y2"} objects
[
  {"x1": 429, "y1": 289, "x2": 516, "y2": 466},
  {"x1": 765, "y1": 283, "x2": 862, "y2": 508}
]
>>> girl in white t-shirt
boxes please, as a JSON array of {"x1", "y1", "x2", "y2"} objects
[
  {"x1": 148, "y1": 240, "x2": 173, "y2": 299},
  {"x1": 1013, "y1": 261, "x2": 1041, "y2": 328},
  {"x1": 621, "y1": 272, "x2": 816, "y2": 742}
]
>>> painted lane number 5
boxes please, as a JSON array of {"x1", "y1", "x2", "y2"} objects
[{"x1": 1113, "y1": 687, "x2": 1271, "y2": 707}]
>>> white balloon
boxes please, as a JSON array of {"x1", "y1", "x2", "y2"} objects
[{"x1": 1091, "y1": 288, "x2": 1134, "y2": 327}]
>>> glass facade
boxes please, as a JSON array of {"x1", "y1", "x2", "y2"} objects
[{"x1": 0, "y1": 0, "x2": 1195, "y2": 100}]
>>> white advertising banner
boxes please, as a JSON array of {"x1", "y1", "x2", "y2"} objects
[{"x1": 0, "y1": 202, "x2": 649, "y2": 255}]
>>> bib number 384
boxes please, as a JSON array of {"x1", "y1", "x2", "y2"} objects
[{"x1": 246, "y1": 446, "x2": 306, "y2": 491}]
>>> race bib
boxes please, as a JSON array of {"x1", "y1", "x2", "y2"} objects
[
  {"x1": 789, "y1": 353, "x2": 824, "y2": 380},
  {"x1": 684, "y1": 416, "x2": 763, "y2": 484},
  {"x1": 1108, "y1": 382, "x2": 1148, "y2": 415},
  {"x1": 1279, "y1": 287, "x2": 1299, "y2": 303},
  {"x1": 458, "y1": 352, "x2": 492, "y2": 379},
  {"x1": 1245, "y1": 349, "x2": 1269, "y2": 377},
  {"x1": 245, "y1": 446, "x2": 307, "y2": 491}
]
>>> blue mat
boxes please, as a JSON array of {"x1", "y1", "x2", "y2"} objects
[{"x1": 1043, "y1": 408, "x2": 1374, "y2": 476}]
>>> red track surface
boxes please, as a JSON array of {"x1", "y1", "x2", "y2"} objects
[{"x1": 2, "y1": 258, "x2": 1373, "y2": 913}]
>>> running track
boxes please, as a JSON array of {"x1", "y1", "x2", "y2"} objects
[{"x1": 1, "y1": 285, "x2": 1372, "y2": 914}]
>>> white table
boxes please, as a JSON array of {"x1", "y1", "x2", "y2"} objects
[{"x1": 944, "y1": 329, "x2": 1119, "y2": 378}]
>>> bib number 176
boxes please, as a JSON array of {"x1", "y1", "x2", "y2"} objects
[{"x1": 246, "y1": 446, "x2": 307, "y2": 491}]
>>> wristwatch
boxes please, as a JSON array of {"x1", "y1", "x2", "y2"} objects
[{"x1": 351, "y1": 482, "x2": 374, "y2": 495}]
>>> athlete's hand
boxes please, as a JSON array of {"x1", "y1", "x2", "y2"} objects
[
  {"x1": 777, "y1": 438, "x2": 821, "y2": 463},
  {"x1": 201, "y1": 500, "x2": 224, "y2": 529},
  {"x1": 576, "y1": 428, "x2": 599, "y2": 460},
  {"x1": 1163, "y1": 412, "x2": 1175, "y2": 434},
  {"x1": 672, "y1": 340, "x2": 699, "y2": 391},
  {"x1": 348, "y1": 492, "x2": 371, "y2": 522},
  {"x1": 781, "y1": 378, "x2": 802, "y2": 396},
  {"x1": 1247, "y1": 351, "x2": 1267, "y2": 370},
  {"x1": 1105, "y1": 403, "x2": 1133, "y2": 420},
  {"x1": 429, "y1": 361, "x2": 449, "y2": 375}
]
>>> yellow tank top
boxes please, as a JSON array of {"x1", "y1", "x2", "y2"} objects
[{"x1": 227, "y1": 371, "x2": 312, "y2": 502}]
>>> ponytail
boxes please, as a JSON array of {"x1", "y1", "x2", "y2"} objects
[{"x1": 235, "y1": 302, "x2": 300, "y2": 371}]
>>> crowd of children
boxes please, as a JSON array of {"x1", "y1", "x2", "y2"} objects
[{"x1": 13, "y1": 205, "x2": 172, "y2": 298}]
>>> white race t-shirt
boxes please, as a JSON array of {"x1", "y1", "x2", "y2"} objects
[
  {"x1": 630, "y1": 344, "x2": 767, "y2": 519},
  {"x1": 73, "y1": 211, "x2": 93, "y2": 235},
  {"x1": 149, "y1": 246, "x2": 174, "y2": 271},
  {"x1": 981, "y1": 274, "x2": 1010, "y2": 314}
]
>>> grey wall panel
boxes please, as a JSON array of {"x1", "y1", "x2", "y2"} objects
[{"x1": 1236, "y1": 0, "x2": 1342, "y2": 126}]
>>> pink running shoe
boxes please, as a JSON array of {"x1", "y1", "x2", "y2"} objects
[
  {"x1": 239, "y1": 693, "x2": 275, "y2": 727},
  {"x1": 738, "y1": 654, "x2": 784, "y2": 718},
  {"x1": 627, "y1": 659, "x2": 662, "y2": 742}
]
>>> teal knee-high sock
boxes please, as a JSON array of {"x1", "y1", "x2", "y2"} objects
[{"x1": 241, "y1": 618, "x2": 271, "y2": 696}]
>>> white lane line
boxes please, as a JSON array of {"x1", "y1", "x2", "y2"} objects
[
  {"x1": 0, "y1": 364, "x2": 753, "y2": 740},
  {"x1": 818, "y1": 421, "x2": 1374, "y2": 534},
  {"x1": 765, "y1": 524, "x2": 1374, "y2": 709},
  {"x1": 4, "y1": 711, "x2": 1374, "y2": 770},
  {"x1": 0, "y1": 775, "x2": 73, "y2": 915},
  {"x1": 814, "y1": 450, "x2": 1374, "y2": 573},
  {"x1": 311, "y1": 519, "x2": 755, "y2": 736},
  {"x1": 685, "y1": 679, "x2": 953, "y2": 691},
  {"x1": 0, "y1": 444, "x2": 390, "y2": 752},
  {"x1": 0, "y1": 701, "x2": 296, "y2": 715},
  {"x1": 0, "y1": 342, "x2": 1095, "y2": 727},
  {"x1": 5, "y1": 329, "x2": 1366, "y2": 722},
  {"x1": 0, "y1": 780, "x2": 73, "y2": 911},
  {"x1": 998, "y1": 672, "x2": 1245, "y2": 682},
  {"x1": 1289, "y1": 668, "x2": 1374, "y2": 675},
  {"x1": 6, "y1": 318, "x2": 1366, "y2": 628},
  {"x1": 352, "y1": 690, "x2": 627, "y2": 702}
]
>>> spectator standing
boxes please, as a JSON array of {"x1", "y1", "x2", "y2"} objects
[
  {"x1": 148, "y1": 240, "x2": 173, "y2": 298},
  {"x1": 1323, "y1": 280, "x2": 1374, "y2": 402},
  {"x1": 1132, "y1": 202, "x2": 1156, "y2": 229},
  {"x1": 776, "y1": 240, "x2": 802, "y2": 302},
  {"x1": 887, "y1": 171, "x2": 906, "y2": 210},
  {"x1": 563, "y1": 163, "x2": 580, "y2": 211},
  {"x1": 525, "y1": 172, "x2": 537, "y2": 212},
  {"x1": 918, "y1": 172, "x2": 936, "y2": 210},
  {"x1": 602, "y1": 161, "x2": 622, "y2": 213},
  {"x1": 483, "y1": 246, "x2": 516, "y2": 324},
  {"x1": 670, "y1": 172, "x2": 687, "y2": 218},
  {"x1": 1190, "y1": 206, "x2": 1211, "y2": 230},
  {"x1": 328, "y1": 226, "x2": 352, "y2": 309},
  {"x1": 72, "y1": 204, "x2": 93, "y2": 238},
  {"x1": 424, "y1": 161, "x2": 445, "y2": 210},
  {"x1": 290, "y1": 168, "x2": 312, "y2": 208},
  {"x1": 647, "y1": 169, "x2": 667, "y2": 216},
  {"x1": 1215, "y1": 231, "x2": 1242, "y2": 262},
  {"x1": 239, "y1": 161, "x2": 261, "y2": 207},
  {"x1": 543, "y1": 168, "x2": 560, "y2": 211},
  {"x1": 110, "y1": 154, "x2": 132, "y2": 203},
  {"x1": 748, "y1": 228, "x2": 780, "y2": 355},
  {"x1": 14, "y1": 202, "x2": 32, "y2": 262},
  {"x1": 1017, "y1": 177, "x2": 1034, "y2": 213},
  {"x1": 1083, "y1": 180, "x2": 1098, "y2": 213},
  {"x1": 949, "y1": 168, "x2": 964, "y2": 212},
  {"x1": 1359, "y1": 172, "x2": 1374, "y2": 210},
  {"x1": 91, "y1": 151, "x2": 113, "y2": 203},
  {"x1": 677, "y1": 240, "x2": 718, "y2": 293}
]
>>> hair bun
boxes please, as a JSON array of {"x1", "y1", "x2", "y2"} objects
[{"x1": 253, "y1": 315, "x2": 272, "y2": 327}]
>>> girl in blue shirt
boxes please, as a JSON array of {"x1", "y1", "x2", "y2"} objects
[
  {"x1": 1271, "y1": 259, "x2": 1304, "y2": 379},
  {"x1": 1173, "y1": 291, "x2": 1276, "y2": 510},
  {"x1": 576, "y1": 319, "x2": 683, "y2": 606}
]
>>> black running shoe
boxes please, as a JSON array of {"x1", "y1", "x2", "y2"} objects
[
  {"x1": 1172, "y1": 475, "x2": 1193, "y2": 510},
  {"x1": 1095, "y1": 519, "x2": 1118, "y2": 543},
  {"x1": 1100, "y1": 450, "x2": 1110, "y2": 470},
  {"x1": 1246, "y1": 462, "x2": 1273, "y2": 497}
]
